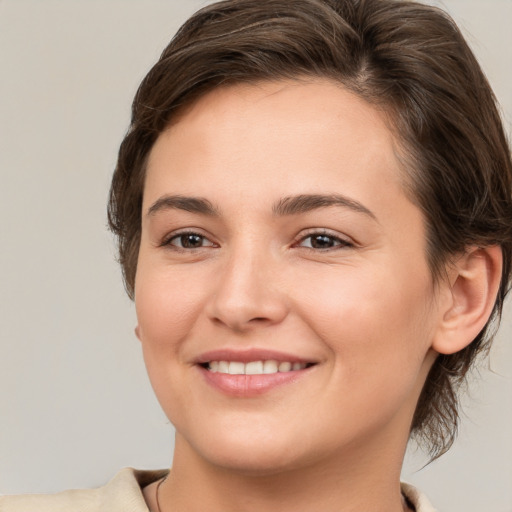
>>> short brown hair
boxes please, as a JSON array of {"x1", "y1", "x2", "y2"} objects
[{"x1": 108, "y1": 0, "x2": 512, "y2": 458}]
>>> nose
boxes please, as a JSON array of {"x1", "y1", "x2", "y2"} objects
[{"x1": 206, "y1": 246, "x2": 289, "y2": 333}]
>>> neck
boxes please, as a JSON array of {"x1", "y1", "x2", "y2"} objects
[{"x1": 159, "y1": 429, "x2": 410, "y2": 512}]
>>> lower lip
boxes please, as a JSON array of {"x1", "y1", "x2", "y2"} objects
[{"x1": 198, "y1": 365, "x2": 313, "y2": 397}]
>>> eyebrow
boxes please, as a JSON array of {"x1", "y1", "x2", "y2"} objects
[
  {"x1": 272, "y1": 194, "x2": 377, "y2": 220},
  {"x1": 147, "y1": 195, "x2": 219, "y2": 217},
  {"x1": 147, "y1": 193, "x2": 376, "y2": 220}
]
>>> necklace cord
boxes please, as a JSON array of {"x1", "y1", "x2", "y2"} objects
[{"x1": 154, "y1": 476, "x2": 166, "y2": 512}]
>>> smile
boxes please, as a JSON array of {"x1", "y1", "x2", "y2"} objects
[
  {"x1": 197, "y1": 353, "x2": 317, "y2": 396},
  {"x1": 205, "y1": 360, "x2": 310, "y2": 374}
]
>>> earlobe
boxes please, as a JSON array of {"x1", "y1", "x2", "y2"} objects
[
  {"x1": 432, "y1": 245, "x2": 502, "y2": 355},
  {"x1": 135, "y1": 325, "x2": 142, "y2": 341}
]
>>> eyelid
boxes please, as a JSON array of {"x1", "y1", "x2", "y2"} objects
[
  {"x1": 159, "y1": 229, "x2": 218, "y2": 249},
  {"x1": 293, "y1": 228, "x2": 355, "y2": 250},
  {"x1": 158, "y1": 227, "x2": 354, "y2": 251}
]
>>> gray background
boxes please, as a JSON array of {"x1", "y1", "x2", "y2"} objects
[{"x1": 0, "y1": 1, "x2": 510, "y2": 511}]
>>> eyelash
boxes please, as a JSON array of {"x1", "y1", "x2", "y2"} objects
[
  {"x1": 160, "y1": 230, "x2": 353, "y2": 252},
  {"x1": 160, "y1": 230, "x2": 217, "y2": 251},
  {"x1": 294, "y1": 230, "x2": 354, "y2": 251}
]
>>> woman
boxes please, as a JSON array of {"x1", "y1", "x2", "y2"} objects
[{"x1": 3, "y1": 0, "x2": 511, "y2": 510}]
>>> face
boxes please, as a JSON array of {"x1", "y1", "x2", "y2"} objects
[{"x1": 135, "y1": 80, "x2": 442, "y2": 474}]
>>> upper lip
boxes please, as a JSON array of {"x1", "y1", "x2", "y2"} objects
[{"x1": 194, "y1": 348, "x2": 317, "y2": 365}]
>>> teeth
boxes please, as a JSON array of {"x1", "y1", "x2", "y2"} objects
[
  {"x1": 206, "y1": 360, "x2": 308, "y2": 374},
  {"x1": 245, "y1": 361, "x2": 263, "y2": 375},
  {"x1": 229, "y1": 361, "x2": 245, "y2": 375},
  {"x1": 263, "y1": 360, "x2": 278, "y2": 373},
  {"x1": 278, "y1": 361, "x2": 292, "y2": 372},
  {"x1": 218, "y1": 361, "x2": 229, "y2": 373}
]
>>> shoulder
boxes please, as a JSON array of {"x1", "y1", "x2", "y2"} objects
[
  {"x1": 401, "y1": 481, "x2": 437, "y2": 512},
  {"x1": 0, "y1": 467, "x2": 168, "y2": 512}
]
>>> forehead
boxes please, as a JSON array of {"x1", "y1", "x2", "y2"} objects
[{"x1": 144, "y1": 79, "x2": 406, "y2": 213}]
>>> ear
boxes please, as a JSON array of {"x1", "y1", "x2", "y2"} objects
[
  {"x1": 432, "y1": 245, "x2": 503, "y2": 355},
  {"x1": 135, "y1": 325, "x2": 142, "y2": 342}
]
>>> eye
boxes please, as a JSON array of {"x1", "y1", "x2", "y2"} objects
[
  {"x1": 164, "y1": 231, "x2": 216, "y2": 250},
  {"x1": 297, "y1": 232, "x2": 352, "y2": 250}
]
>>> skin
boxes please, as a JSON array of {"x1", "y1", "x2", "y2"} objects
[{"x1": 135, "y1": 79, "x2": 500, "y2": 512}]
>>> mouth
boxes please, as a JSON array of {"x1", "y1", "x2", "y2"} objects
[
  {"x1": 195, "y1": 351, "x2": 318, "y2": 396},
  {"x1": 200, "y1": 360, "x2": 315, "y2": 375}
]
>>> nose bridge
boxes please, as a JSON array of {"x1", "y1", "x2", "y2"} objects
[{"x1": 208, "y1": 236, "x2": 287, "y2": 330}]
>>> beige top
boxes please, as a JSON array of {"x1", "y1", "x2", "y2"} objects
[{"x1": 0, "y1": 468, "x2": 437, "y2": 512}]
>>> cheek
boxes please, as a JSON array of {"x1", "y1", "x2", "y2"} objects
[
  {"x1": 294, "y1": 261, "x2": 435, "y2": 378},
  {"x1": 135, "y1": 266, "x2": 208, "y2": 349},
  {"x1": 134, "y1": 267, "x2": 203, "y2": 421},
  {"x1": 295, "y1": 269, "x2": 435, "y2": 437}
]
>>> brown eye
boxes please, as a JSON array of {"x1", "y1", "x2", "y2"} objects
[
  {"x1": 167, "y1": 232, "x2": 215, "y2": 249},
  {"x1": 298, "y1": 233, "x2": 352, "y2": 250},
  {"x1": 181, "y1": 234, "x2": 203, "y2": 248},
  {"x1": 310, "y1": 235, "x2": 336, "y2": 249}
]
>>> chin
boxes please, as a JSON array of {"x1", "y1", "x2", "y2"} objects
[
  {"x1": 202, "y1": 447, "x2": 306, "y2": 476},
  {"x1": 180, "y1": 423, "x2": 314, "y2": 476}
]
